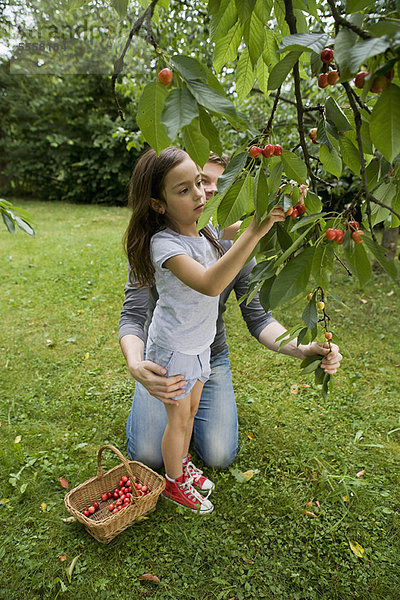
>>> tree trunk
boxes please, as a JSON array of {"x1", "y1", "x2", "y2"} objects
[{"x1": 373, "y1": 226, "x2": 399, "y2": 271}]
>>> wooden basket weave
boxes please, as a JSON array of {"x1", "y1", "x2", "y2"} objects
[{"x1": 64, "y1": 444, "x2": 165, "y2": 543}]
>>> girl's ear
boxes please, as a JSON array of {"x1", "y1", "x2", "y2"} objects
[{"x1": 150, "y1": 198, "x2": 165, "y2": 214}]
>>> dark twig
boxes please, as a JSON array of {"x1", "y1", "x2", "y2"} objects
[
  {"x1": 111, "y1": 0, "x2": 160, "y2": 120},
  {"x1": 263, "y1": 86, "x2": 281, "y2": 135},
  {"x1": 343, "y1": 82, "x2": 377, "y2": 241},
  {"x1": 284, "y1": 0, "x2": 316, "y2": 192},
  {"x1": 334, "y1": 252, "x2": 353, "y2": 276},
  {"x1": 326, "y1": 0, "x2": 371, "y2": 39}
]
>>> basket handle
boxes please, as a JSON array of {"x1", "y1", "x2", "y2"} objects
[{"x1": 96, "y1": 444, "x2": 139, "y2": 497}]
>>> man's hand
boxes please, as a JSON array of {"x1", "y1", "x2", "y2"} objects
[
  {"x1": 129, "y1": 360, "x2": 186, "y2": 405},
  {"x1": 302, "y1": 342, "x2": 343, "y2": 374}
]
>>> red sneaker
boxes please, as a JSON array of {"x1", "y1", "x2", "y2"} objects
[
  {"x1": 162, "y1": 474, "x2": 214, "y2": 514},
  {"x1": 184, "y1": 455, "x2": 215, "y2": 493}
]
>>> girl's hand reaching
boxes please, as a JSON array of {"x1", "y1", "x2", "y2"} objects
[{"x1": 250, "y1": 205, "x2": 286, "y2": 238}]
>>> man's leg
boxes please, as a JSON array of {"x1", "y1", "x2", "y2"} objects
[
  {"x1": 192, "y1": 348, "x2": 238, "y2": 468},
  {"x1": 126, "y1": 382, "x2": 166, "y2": 469}
]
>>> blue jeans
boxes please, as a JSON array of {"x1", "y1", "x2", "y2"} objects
[{"x1": 126, "y1": 348, "x2": 239, "y2": 469}]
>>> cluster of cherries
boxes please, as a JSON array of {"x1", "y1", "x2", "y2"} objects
[
  {"x1": 249, "y1": 144, "x2": 283, "y2": 158},
  {"x1": 318, "y1": 48, "x2": 339, "y2": 89},
  {"x1": 81, "y1": 474, "x2": 151, "y2": 517},
  {"x1": 354, "y1": 69, "x2": 394, "y2": 94},
  {"x1": 286, "y1": 203, "x2": 306, "y2": 219},
  {"x1": 325, "y1": 221, "x2": 364, "y2": 244}
]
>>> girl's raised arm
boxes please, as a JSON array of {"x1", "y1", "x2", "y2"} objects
[{"x1": 164, "y1": 207, "x2": 285, "y2": 297}]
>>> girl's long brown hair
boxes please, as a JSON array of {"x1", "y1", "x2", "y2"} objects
[{"x1": 124, "y1": 147, "x2": 223, "y2": 286}]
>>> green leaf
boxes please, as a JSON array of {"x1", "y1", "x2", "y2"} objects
[
  {"x1": 302, "y1": 297, "x2": 318, "y2": 330},
  {"x1": 197, "y1": 191, "x2": 224, "y2": 231},
  {"x1": 268, "y1": 51, "x2": 302, "y2": 90},
  {"x1": 171, "y1": 55, "x2": 225, "y2": 95},
  {"x1": 305, "y1": 191, "x2": 323, "y2": 214},
  {"x1": 217, "y1": 178, "x2": 249, "y2": 228},
  {"x1": 217, "y1": 152, "x2": 248, "y2": 194},
  {"x1": 301, "y1": 355, "x2": 322, "y2": 373},
  {"x1": 236, "y1": 48, "x2": 255, "y2": 101},
  {"x1": 276, "y1": 222, "x2": 293, "y2": 251},
  {"x1": 325, "y1": 97, "x2": 352, "y2": 132},
  {"x1": 213, "y1": 21, "x2": 243, "y2": 73},
  {"x1": 289, "y1": 212, "x2": 326, "y2": 233},
  {"x1": 259, "y1": 275, "x2": 276, "y2": 312},
  {"x1": 161, "y1": 89, "x2": 198, "y2": 141},
  {"x1": 269, "y1": 247, "x2": 315, "y2": 309},
  {"x1": 321, "y1": 373, "x2": 331, "y2": 399},
  {"x1": 279, "y1": 32, "x2": 331, "y2": 54},
  {"x1": 15, "y1": 217, "x2": 35, "y2": 237},
  {"x1": 333, "y1": 28, "x2": 358, "y2": 82},
  {"x1": 348, "y1": 37, "x2": 391, "y2": 73},
  {"x1": 311, "y1": 244, "x2": 334, "y2": 287},
  {"x1": 185, "y1": 79, "x2": 240, "y2": 125},
  {"x1": 274, "y1": 224, "x2": 315, "y2": 269},
  {"x1": 198, "y1": 107, "x2": 223, "y2": 157},
  {"x1": 211, "y1": 0, "x2": 238, "y2": 40},
  {"x1": 136, "y1": 82, "x2": 171, "y2": 154},
  {"x1": 362, "y1": 233, "x2": 398, "y2": 281},
  {"x1": 254, "y1": 165, "x2": 269, "y2": 220},
  {"x1": 353, "y1": 240, "x2": 372, "y2": 288},
  {"x1": 243, "y1": 3, "x2": 266, "y2": 66},
  {"x1": 339, "y1": 135, "x2": 360, "y2": 175},
  {"x1": 370, "y1": 84, "x2": 400, "y2": 164},
  {"x1": 319, "y1": 144, "x2": 342, "y2": 178},
  {"x1": 346, "y1": 0, "x2": 371, "y2": 13},
  {"x1": 110, "y1": 0, "x2": 128, "y2": 17},
  {"x1": 2, "y1": 211, "x2": 15, "y2": 234},
  {"x1": 255, "y1": 55, "x2": 269, "y2": 95},
  {"x1": 182, "y1": 118, "x2": 210, "y2": 168},
  {"x1": 266, "y1": 162, "x2": 284, "y2": 212},
  {"x1": 235, "y1": 0, "x2": 257, "y2": 23},
  {"x1": 281, "y1": 150, "x2": 307, "y2": 183}
]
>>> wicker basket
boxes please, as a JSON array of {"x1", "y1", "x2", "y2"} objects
[{"x1": 64, "y1": 444, "x2": 165, "y2": 543}]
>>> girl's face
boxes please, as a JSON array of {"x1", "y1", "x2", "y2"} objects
[{"x1": 159, "y1": 157, "x2": 206, "y2": 235}]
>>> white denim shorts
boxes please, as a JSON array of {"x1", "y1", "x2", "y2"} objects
[{"x1": 146, "y1": 343, "x2": 211, "y2": 400}]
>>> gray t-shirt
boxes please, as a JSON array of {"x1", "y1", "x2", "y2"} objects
[{"x1": 147, "y1": 228, "x2": 219, "y2": 355}]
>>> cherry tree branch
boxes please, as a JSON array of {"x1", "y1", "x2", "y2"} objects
[
  {"x1": 283, "y1": 0, "x2": 316, "y2": 192},
  {"x1": 326, "y1": 0, "x2": 371, "y2": 39},
  {"x1": 111, "y1": 0, "x2": 160, "y2": 121},
  {"x1": 263, "y1": 86, "x2": 281, "y2": 135}
]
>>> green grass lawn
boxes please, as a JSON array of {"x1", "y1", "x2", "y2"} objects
[{"x1": 1, "y1": 200, "x2": 400, "y2": 600}]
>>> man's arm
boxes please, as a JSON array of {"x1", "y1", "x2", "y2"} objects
[
  {"x1": 258, "y1": 320, "x2": 342, "y2": 374},
  {"x1": 119, "y1": 275, "x2": 186, "y2": 404},
  {"x1": 231, "y1": 263, "x2": 342, "y2": 374}
]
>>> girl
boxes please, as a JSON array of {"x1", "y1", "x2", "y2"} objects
[{"x1": 124, "y1": 147, "x2": 285, "y2": 514}]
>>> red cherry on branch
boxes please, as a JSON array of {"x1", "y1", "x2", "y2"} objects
[
  {"x1": 157, "y1": 68, "x2": 173, "y2": 86},
  {"x1": 327, "y1": 70, "x2": 340, "y2": 85},
  {"x1": 325, "y1": 228, "x2": 337, "y2": 241},
  {"x1": 320, "y1": 48, "x2": 334, "y2": 64},
  {"x1": 249, "y1": 146, "x2": 262, "y2": 158},
  {"x1": 318, "y1": 73, "x2": 329, "y2": 89},
  {"x1": 262, "y1": 144, "x2": 275, "y2": 158},
  {"x1": 273, "y1": 144, "x2": 283, "y2": 156},
  {"x1": 354, "y1": 71, "x2": 369, "y2": 89}
]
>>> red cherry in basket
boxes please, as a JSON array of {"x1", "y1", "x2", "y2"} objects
[
  {"x1": 113, "y1": 508, "x2": 118, "y2": 514},
  {"x1": 117, "y1": 506, "x2": 123, "y2": 511},
  {"x1": 122, "y1": 475, "x2": 128, "y2": 483},
  {"x1": 126, "y1": 486, "x2": 132, "y2": 493},
  {"x1": 119, "y1": 480, "x2": 124, "y2": 488},
  {"x1": 113, "y1": 491, "x2": 119, "y2": 499},
  {"x1": 142, "y1": 485, "x2": 148, "y2": 493},
  {"x1": 102, "y1": 493, "x2": 108, "y2": 502},
  {"x1": 88, "y1": 506, "x2": 95, "y2": 514},
  {"x1": 108, "y1": 503, "x2": 115, "y2": 511},
  {"x1": 83, "y1": 509, "x2": 90, "y2": 517},
  {"x1": 126, "y1": 480, "x2": 131, "y2": 487},
  {"x1": 93, "y1": 502, "x2": 99, "y2": 510},
  {"x1": 107, "y1": 491, "x2": 113, "y2": 499}
]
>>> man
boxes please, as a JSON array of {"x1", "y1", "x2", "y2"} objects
[{"x1": 119, "y1": 153, "x2": 342, "y2": 472}]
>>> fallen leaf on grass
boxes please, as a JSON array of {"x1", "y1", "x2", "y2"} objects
[
  {"x1": 66, "y1": 555, "x2": 80, "y2": 583},
  {"x1": 356, "y1": 469, "x2": 366, "y2": 478},
  {"x1": 342, "y1": 495, "x2": 349, "y2": 502},
  {"x1": 14, "y1": 435, "x2": 22, "y2": 444},
  {"x1": 135, "y1": 516, "x2": 149, "y2": 523},
  {"x1": 46, "y1": 339, "x2": 55, "y2": 347},
  {"x1": 62, "y1": 516, "x2": 76, "y2": 524},
  {"x1": 84, "y1": 352, "x2": 89, "y2": 360},
  {"x1": 304, "y1": 510, "x2": 318, "y2": 518},
  {"x1": 139, "y1": 574, "x2": 161, "y2": 583},
  {"x1": 247, "y1": 432, "x2": 254, "y2": 440},
  {"x1": 242, "y1": 470, "x2": 254, "y2": 481},
  {"x1": 59, "y1": 555, "x2": 67, "y2": 562},
  {"x1": 315, "y1": 500, "x2": 321, "y2": 509},
  {"x1": 290, "y1": 383, "x2": 311, "y2": 394},
  {"x1": 40, "y1": 503, "x2": 47, "y2": 512},
  {"x1": 59, "y1": 477, "x2": 69, "y2": 489},
  {"x1": 0, "y1": 499, "x2": 10, "y2": 505},
  {"x1": 349, "y1": 540, "x2": 365, "y2": 558}
]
